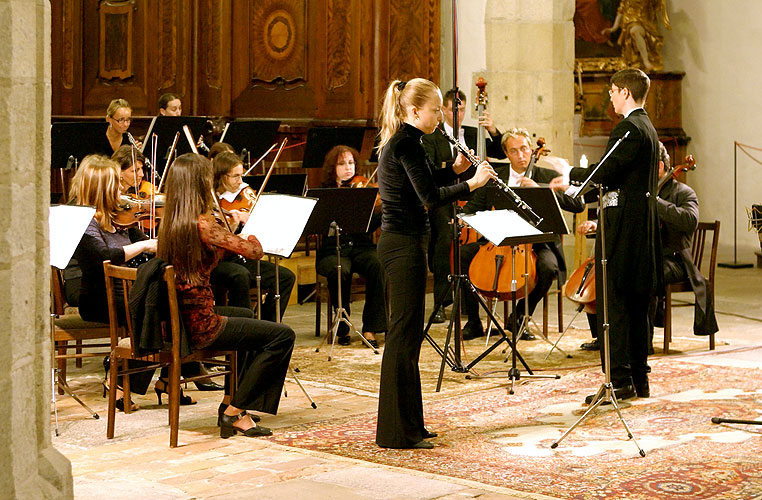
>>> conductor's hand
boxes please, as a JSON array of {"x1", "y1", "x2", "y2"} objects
[
  {"x1": 549, "y1": 176, "x2": 569, "y2": 192},
  {"x1": 466, "y1": 161, "x2": 495, "y2": 192},
  {"x1": 576, "y1": 220, "x2": 597, "y2": 235},
  {"x1": 452, "y1": 150, "x2": 473, "y2": 175}
]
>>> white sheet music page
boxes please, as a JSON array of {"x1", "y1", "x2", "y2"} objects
[
  {"x1": 458, "y1": 209, "x2": 541, "y2": 246},
  {"x1": 240, "y1": 193, "x2": 317, "y2": 258},
  {"x1": 49, "y1": 205, "x2": 96, "y2": 269}
]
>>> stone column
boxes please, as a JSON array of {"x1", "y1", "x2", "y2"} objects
[
  {"x1": 482, "y1": 0, "x2": 575, "y2": 159},
  {"x1": 0, "y1": 1, "x2": 73, "y2": 498}
]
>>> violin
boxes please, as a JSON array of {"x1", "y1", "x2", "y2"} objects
[
  {"x1": 114, "y1": 194, "x2": 166, "y2": 230},
  {"x1": 468, "y1": 243, "x2": 537, "y2": 300},
  {"x1": 219, "y1": 185, "x2": 258, "y2": 213},
  {"x1": 345, "y1": 171, "x2": 382, "y2": 211}
]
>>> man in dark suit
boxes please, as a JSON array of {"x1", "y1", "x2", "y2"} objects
[
  {"x1": 421, "y1": 89, "x2": 505, "y2": 322},
  {"x1": 556, "y1": 68, "x2": 662, "y2": 403},
  {"x1": 460, "y1": 128, "x2": 585, "y2": 340}
]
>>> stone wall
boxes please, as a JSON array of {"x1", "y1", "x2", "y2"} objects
[{"x1": 0, "y1": 1, "x2": 73, "y2": 498}]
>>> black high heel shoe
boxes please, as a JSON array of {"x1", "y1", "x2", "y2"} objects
[
  {"x1": 217, "y1": 403, "x2": 260, "y2": 426},
  {"x1": 154, "y1": 379, "x2": 197, "y2": 406},
  {"x1": 219, "y1": 412, "x2": 272, "y2": 438},
  {"x1": 101, "y1": 382, "x2": 139, "y2": 412}
]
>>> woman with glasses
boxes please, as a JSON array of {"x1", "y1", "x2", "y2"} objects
[
  {"x1": 209, "y1": 151, "x2": 296, "y2": 323},
  {"x1": 101, "y1": 98, "x2": 133, "y2": 155}
]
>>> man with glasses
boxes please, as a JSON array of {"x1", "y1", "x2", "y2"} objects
[
  {"x1": 554, "y1": 68, "x2": 662, "y2": 403},
  {"x1": 458, "y1": 128, "x2": 585, "y2": 340}
]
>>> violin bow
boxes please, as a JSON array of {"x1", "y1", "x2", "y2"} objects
[
  {"x1": 156, "y1": 132, "x2": 180, "y2": 193},
  {"x1": 243, "y1": 142, "x2": 277, "y2": 176},
  {"x1": 252, "y1": 138, "x2": 288, "y2": 208},
  {"x1": 366, "y1": 165, "x2": 380, "y2": 185}
]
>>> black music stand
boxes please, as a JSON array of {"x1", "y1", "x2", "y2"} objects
[
  {"x1": 243, "y1": 174, "x2": 308, "y2": 196},
  {"x1": 494, "y1": 186, "x2": 572, "y2": 358},
  {"x1": 302, "y1": 127, "x2": 365, "y2": 169},
  {"x1": 455, "y1": 209, "x2": 559, "y2": 394},
  {"x1": 51, "y1": 122, "x2": 112, "y2": 167},
  {"x1": 141, "y1": 116, "x2": 209, "y2": 171},
  {"x1": 220, "y1": 119, "x2": 281, "y2": 164},
  {"x1": 303, "y1": 187, "x2": 380, "y2": 360}
]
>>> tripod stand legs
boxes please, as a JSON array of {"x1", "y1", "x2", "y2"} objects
[
  {"x1": 551, "y1": 381, "x2": 645, "y2": 457},
  {"x1": 316, "y1": 306, "x2": 379, "y2": 361},
  {"x1": 283, "y1": 365, "x2": 318, "y2": 409}
]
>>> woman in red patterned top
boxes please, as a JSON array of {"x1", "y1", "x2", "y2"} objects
[{"x1": 157, "y1": 153, "x2": 295, "y2": 438}]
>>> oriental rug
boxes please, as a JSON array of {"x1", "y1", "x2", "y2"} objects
[{"x1": 269, "y1": 358, "x2": 762, "y2": 500}]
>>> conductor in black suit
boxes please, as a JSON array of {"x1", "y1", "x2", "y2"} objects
[
  {"x1": 421, "y1": 89, "x2": 505, "y2": 321},
  {"x1": 461, "y1": 128, "x2": 585, "y2": 340},
  {"x1": 554, "y1": 68, "x2": 663, "y2": 403}
]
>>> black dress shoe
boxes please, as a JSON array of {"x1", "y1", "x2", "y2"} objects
[
  {"x1": 337, "y1": 335, "x2": 351, "y2": 346},
  {"x1": 409, "y1": 440, "x2": 434, "y2": 449},
  {"x1": 584, "y1": 384, "x2": 636, "y2": 405},
  {"x1": 633, "y1": 377, "x2": 650, "y2": 398},
  {"x1": 580, "y1": 339, "x2": 600, "y2": 351},
  {"x1": 431, "y1": 310, "x2": 446, "y2": 324},
  {"x1": 194, "y1": 380, "x2": 224, "y2": 391},
  {"x1": 217, "y1": 403, "x2": 260, "y2": 426},
  {"x1": 219, "y1": 413, "x2": 272, "y2": 438},
  {"x1": 422, "y1": 429, "x2": 438, "y2": 438},
  {"x1": 461, "y1": 320, "x2": 485, "y2": 340},
  {"x1": 519, "y1": 331, "x2": 536, "y2": 341}
]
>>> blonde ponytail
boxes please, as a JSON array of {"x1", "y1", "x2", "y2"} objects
[{"x1": 377, "y1": 78, "x2": 441, "y2": 152}]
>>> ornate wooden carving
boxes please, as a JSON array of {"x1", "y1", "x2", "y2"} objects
[
  {"x1": 388, "y1": 0, "x2": 423, "y2": 80},
  {"x1": 98, "y1": 1, "x2": 135, "y2": 80},
  {"x1": 204, "y1": 0, "x2": 223, "y2": 89},
  {"x1": 250, "y1": 0, "x2": 307, "y2": 89},
  {"x1": 157, "y1": 0, "x2": 178, "y2": 90},
  {"x1": 326, "y1": 0, "x2": 351, "y2": 91},
  {"x1": 61, "y1": 0, "x2": 76, "y2": 89}
]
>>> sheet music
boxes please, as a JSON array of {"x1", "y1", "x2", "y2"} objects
[
  {"x1": 458, "y1": 209, "x2": 542, "y2": 246},
  {"x1": 49, "y1": 205, "x2": 96, "y2": 269},
  {"x1": 241, "y1": 194, "x2": 317, "y2": 258}
]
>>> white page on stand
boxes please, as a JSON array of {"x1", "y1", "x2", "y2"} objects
[
  {"x1": 240, "y1": 194, "x2": 317, "y2": 257},
  {"x1": 458, "y1": 209, "x2": 541, "y2": 246},
  {"x1": 49, "y1": 205, "x2": 96, "y2": 269}
]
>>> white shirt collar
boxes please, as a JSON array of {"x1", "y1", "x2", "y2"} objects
[{"x1": 508, "y1": 165, "x2": 524, "y2": 187}]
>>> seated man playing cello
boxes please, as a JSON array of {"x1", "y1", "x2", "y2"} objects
[{"x1": 460, "y1": 128, "x2": 585, "y2": 340}]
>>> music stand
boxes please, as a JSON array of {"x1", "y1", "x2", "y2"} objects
[
  {"x1": 495, "y1": 186, "x2": 572, "y2": 358},
  {"x1": 302, "y1": 127, "x2": 365, "y2": 169},
  {"x1": 141, "y1": 116, "x2": 209, "y2": 172},
  {"x1": 551, "y1": 131, "x2": 646, "y2": 457},
  {"x1": 243, "y1": 174, "x2": 308, "y2": 196},
  {"x1": 455, "y1": 210, "x2": 559, "y2": 394},
  {"x1": 303, "y1": 187, "x2": 380, "y2": 360},
  {"x1": 49, "y1": 205, "x2": 100, "y2": 434},
  {"x1": 219, "y1": 119, "x2": 281, "y2": 161},
  {"x1": 241, "y1": 193, "x2": 319, "y2": 409}
]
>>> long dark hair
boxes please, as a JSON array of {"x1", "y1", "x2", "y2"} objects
[
  {"x1": 157, "y1": 153, "x2": 216, "y2": 285},
  {"x1": 321, "y1": 145, "x2": 359, "y2": 187}
]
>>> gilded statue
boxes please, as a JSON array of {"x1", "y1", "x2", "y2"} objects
[{"x1": 603, "y1": 0, "x2": 671, "y2": 72}]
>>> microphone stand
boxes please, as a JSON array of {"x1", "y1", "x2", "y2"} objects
[{"x1": 551, "y1": 131, "x2": 645, "y2": 457}]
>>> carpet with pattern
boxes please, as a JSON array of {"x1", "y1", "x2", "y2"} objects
[{"x1": 270, "y1": 357, "x2": 762, "y2": 500}]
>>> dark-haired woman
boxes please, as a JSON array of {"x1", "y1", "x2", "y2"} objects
[
  {"x1": 158, "y1": 153, "x2": 295, "y2": 438},
  {"x1": 316, "y1": 145, "x2": 387, "y2": 347}
]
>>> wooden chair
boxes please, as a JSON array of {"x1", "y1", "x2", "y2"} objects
[
  {"x1": 51, "y1": 267, "x2": 111, "y2": 393},
  {"x1": 541, "y1": 272, "x2": 564, "y2": 339},
  {"x1": 103, "y1": 261, "x2": 237, "y2": 448},
  {"x1": 663, "y1": 220, "x2": 720, "y2": 353}
]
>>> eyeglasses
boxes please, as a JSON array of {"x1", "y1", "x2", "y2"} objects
[
  {"x1": 226, "y1": 173, "x2": 243, "y2": 180},
  {"x1": 507, "y1": 146, "x2": 531, "y2": 156},
  {"x1": 111, "y1": 117, "x2": 132, "y2": 124},
  {"x1": 608, "y1": 87, "x2": 624, "y2": 97}
]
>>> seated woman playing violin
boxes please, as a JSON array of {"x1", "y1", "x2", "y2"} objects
[
  {"x1": 315, "y1": 145, "x2": 387, "y2": 348},
  {"x1": 209, "y1": 151, "x2": 296, "y2": 323},
  {"x1": 158, "y1": 153, "x2": 295, "y2": 438},
  {"x1": 69, "y1": 155, "x2": 160, "y2": 410}
]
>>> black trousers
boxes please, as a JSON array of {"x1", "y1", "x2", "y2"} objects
[
  {"x1": 461, "y1": 243, "x2": 558, "y2": 324},
  {"x1": 210, "y1": 258, "x2": 296, "y2": 322},
  {"x1": 376, "y1": 231, "x2": 429, "y2": 448},
  {"x1": 428, "y1": 205, "x2": 454, "y2": 307},
  {"x1": 316, "y1": 246, "x2": 388, "y2": 333},
  {"x1": 210, "y1": 306, "x2": 295, "y2": 414}
]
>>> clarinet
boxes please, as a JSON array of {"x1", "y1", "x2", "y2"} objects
[{"x1": 438, "y1": 128, "x2": 543, "y2": 227}]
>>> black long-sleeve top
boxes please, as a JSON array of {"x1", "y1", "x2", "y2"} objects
[
  {"x1": 73, "y1": 217, "x2": 148, "y2": 322},
  {"x1": 378, "y1": 123, "x2": 470, "y2": 235}
]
